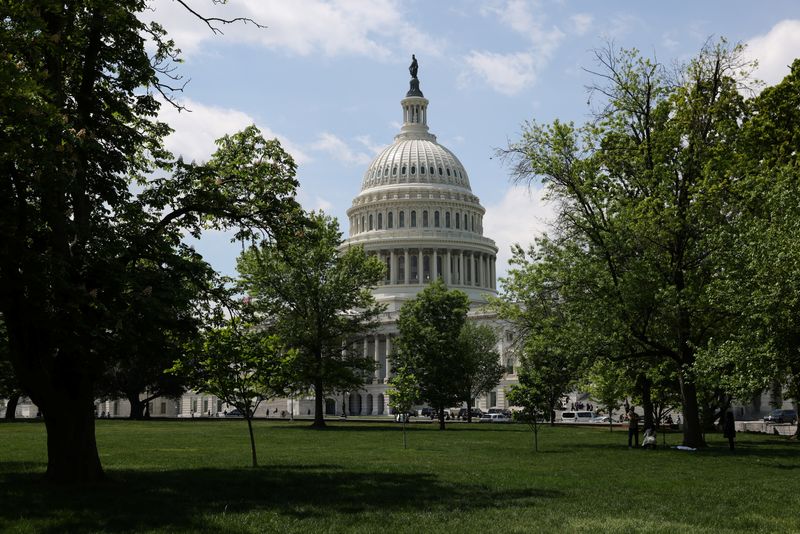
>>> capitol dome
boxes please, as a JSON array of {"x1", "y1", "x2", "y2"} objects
[{"x1": 344, "y1": 61, "x2": 497, "y2": 306}]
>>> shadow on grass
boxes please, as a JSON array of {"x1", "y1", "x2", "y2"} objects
[{"x1": 0, "y1": 462, "x2": 562, "y2": 533}]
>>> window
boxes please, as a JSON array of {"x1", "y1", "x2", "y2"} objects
[
  {"x1": 369, "y1": 214, "x2": 373, "y2": 230},
  {"x1": 471, "y1": 215, "x2": 475, "y2": 232},
  {"x1": 506, "y1": 358, "x2": 515, "y2": 375},
  {"x1": 161, "y1": 402, "x2": 167, "y2": 415},
  {"x1": 388, "y1": 212, "x2": 394, "y2": 229},
  {"x1": 434, "y1": 211, "x2": 440, "y2": 227},
  {"x1": 490, "y1": 391, "x2": 497, "y2": 407},
  {"x1": 191, "y1": 399, "x2": 197, "y2": 413},
  {"x1": 446, "y1": 168, "x2": 451, "y2": 176},
  {"x1": 464, "y1": 213, "x2": 468, "y2": 229},
  {"x1": 411, "y1": 165, "x2": 416, "y2": 175},
  {"x1": 430, "y1": 166, "x2": 435, "y2": 175},
  {"x1": 399, "y1": 211, "x2": 405, "y2": 228},
  {"x1": 455, "y1": 212, "x2": 460, "y2": 229},
  {"x1": 422, "y1": 210, "x2": 428, "y2": 227},
  {"x1": 411, "y1": 210, "x2": 417, "y2": 227},
  {"x1": 423, "y1": 255, "x2": 430, "y2": 281},
  {"x1": 392, "y1": 166, "x2": 397, "y2": 176},
  {"x1": 384, "y1": 167, "x2": 389, "y2": 177},
  {"x1": 506, "y1": 331, "x2": 513, "y2": 342},
  {"x1": 202, "y1": 399, "x2": 208, "y2": 413},
  {"x1": 421, "y1": 166, "x2": 426, "y2": 175},
  {"x1": 438, "y1": 167, "x2": 443, "y2": 175},
  {"x1": 377, "y1": 213, "x2": 383, "y2": 229},
  {"x1": 445, "y1": 212, "x2": 451, "y2": 228},
  {"x1": 361, "y1": 216, "x2": 365, "y2": 232},
  {"x1": 410, "y1": 255, "x2": 418, "y2": 281}
]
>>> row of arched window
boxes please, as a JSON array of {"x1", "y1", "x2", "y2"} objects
[
  {"x1": 351, "y1": 208, "x2": 482, "y2": 234},
  {"x1": 364, "y1": 163, "x2": 466, "y2": 186}
]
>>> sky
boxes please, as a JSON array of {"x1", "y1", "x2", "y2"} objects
[{"x1": 142, "y1": 0, "x2": 800, "y2": 281}]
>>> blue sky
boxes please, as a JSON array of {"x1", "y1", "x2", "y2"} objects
[{"x1": 144, "y1": 0, "x2": 800, "y2": 280}]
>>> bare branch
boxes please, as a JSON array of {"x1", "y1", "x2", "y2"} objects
[{"x1": 174, "y1": 0, "x2": 266, "y2": 35}]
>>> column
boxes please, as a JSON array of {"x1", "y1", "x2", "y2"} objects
[
  {"x1": 404, "y1": 249, "x2": 410, "y2": 285},
  {"x1": 390, "y1": 249, "x2": 397, "y2": 284},
  {"x1": 374, "y1": 334, "x2": 381, "y2": 382},
  {"x1": 471, "y1": 252, "x2": 477, "y2": 286},
  {"x1": 373, "y1": 394, "x2": 381, "y2": 415},
  {"x1": 384, "y1": 335, "x2": 392, "y2": 383},
  {"x1": 432, "y1": 249, "x2": 438, "y2": 280},
  {"x1": 446, "y1": 249, "x2": 452, "y2": 285}
]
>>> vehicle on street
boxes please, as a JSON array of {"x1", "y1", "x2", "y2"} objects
[
  {"x1": 487, "y1": 408, "x2": 512, "y2": 416},
  {"x1": 560, "y1": 411, "x2": 596, "y2": 423},
  {"x1": 763, "y1": 409, "x2": 798, "y2": 424},
  {"x1": 479, "y1": 413, "x2": 511, "y2": 423},
  {"x1": 591, "y1": 415, "x2": 611, "y2": 423},
  {"x1": 225, "y1": 409, "x2": 243, "y2": 417},
  {"x1": 458, "y1": 408, "x2": 483, "y2": 420}
]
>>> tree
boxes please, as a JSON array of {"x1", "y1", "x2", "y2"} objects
[
  {"x1": 171, "y1": 315, "x2": 294, "y2": 467},
  {"x1": 387, "y1": 365, "x2": 419, "y2": 449},
  {"x1": 0, "y1": 0, "x2": 303, "y2": 482},
  {"x1": 491, "y1": 242, "x2": 586, "y2": 426},
  {"x1": 501, "y1": 42, "x2": 753, "y2": 448},
  {"x1": 98, "y1": 248, "x2": 218, "y2": 419},
  {"x1": 395, "y1": 280, "x2": 470, "y2": 430},
  {"x1": 237, "y1": 213, "x2": 386, "y2": 428},
  {"x1": 457, "y1": 322, "x2": 504, "y2": 422},
  {"x1": 582, "y1": 360, "x2": 629, "y2": 432},
  {"x1": 506, "y1": 370, "x2": 550, "y2": 451}
]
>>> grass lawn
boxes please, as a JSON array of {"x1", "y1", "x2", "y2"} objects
[{"x1": 0, "y1": 419, "x2": 798, "y2": 533}]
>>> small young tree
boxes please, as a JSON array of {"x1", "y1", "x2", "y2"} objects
[
  {"x1": 458, "y1": 322, "x2": 504, "y2": 422},
  {"x1": 387, "y1": 365, "x2": 419, "y2": 449},
  {"x1": 506, "y1": 369, "x2": 550, "y2": 452},
  {"x1": 171, "y1": 317, "x2": 294, "y2": 467},
  {"x1": 583, "y1": 360, "x2": 629, "y2": 432},
  {"x1": 396, "y1": 280, "x2": 470, "y2": 430}
]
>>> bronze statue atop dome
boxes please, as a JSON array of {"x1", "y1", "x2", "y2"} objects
[{"x1": 406, "y1": 54, "x2": 424, "y2": 97}]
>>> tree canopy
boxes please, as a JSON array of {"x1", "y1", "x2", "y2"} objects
[{"x1": 236, "y1": 212, "x2": 386, "y2": 428}]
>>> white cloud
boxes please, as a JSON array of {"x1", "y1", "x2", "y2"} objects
[
  {"x1": 466, "y1": 0, "x2": 564, "y2": 95},
  {"x1": 483, "y1": 185, "x2": 556, "y2": 279},
  {"x1": 158, "y1": 97, "x2": 309, "y2": 164},
  {"x1": 570, "y1": 13, "x2": 592, "y2": 36},
  {"x1": 311, "y1": 132, "x2": 372, "y2": 166},
  {"x1": 297, "y1": 187, "x2": 334, "y2": 213},
  {"x1": 745, "y1": 19, "x2": 800, "y2": 87},
  {"x1": 355, "y1": 135, "x2": 387, "y2": 155},
  {"x1": 463, "y1": 51, "x2": 540, "y2": 96},
  {"x1": 142, "y1": 0, "x2": 445, "y2": 60}
]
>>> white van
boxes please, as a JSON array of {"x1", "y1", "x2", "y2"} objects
[{"x1": 560, "y1": 411, "x2": 596, "y2": 423}]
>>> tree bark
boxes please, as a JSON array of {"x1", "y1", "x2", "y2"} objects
[
  {"x1": 127, "y1": 393, "x2": 145, "y2": 420},
  {"x1": 245, "y1": 406, "x2": 258, "y2": 467},
  {"x1": 311, "y1": 378, "x2": 325, "y2": 428},
  {"x1": 678, "y1": 375, "x2": 705, "y2": 448},
  {"x1": 4, "y1": 392, "x2": 20, "y2": 420},
  {"x1": 43, "y1": 400, "x2": 104, "y2": 483},
  {"x1": 639, "y1": 375, "x2": 654, "y2": 430}
]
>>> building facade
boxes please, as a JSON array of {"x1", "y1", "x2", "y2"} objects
[{"x1": 334, "y1": 66, "x2": 516, "y2": 417}]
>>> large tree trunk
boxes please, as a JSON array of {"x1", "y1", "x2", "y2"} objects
[
  {"x1": 127, "y1": 393, "x2": 145, "y2": 420},
  {"x1": 43, "y1": 399, "x2": 104, "y2": 483},
  {"x1": 312, "y1": 379, "x2": 325, "y2": 428},
  {"x1": 678, "y1": 375, "x2": 705, "y2": 448},
  {"x1": 245, "y1": 406, "x2": 258, "y2": 467},
  {"x1": 4, "y1": 392, "x2": 20, "y2": 420},
  {"x1": 466, "y1": 397, "x2": 473, "y2": 423}
]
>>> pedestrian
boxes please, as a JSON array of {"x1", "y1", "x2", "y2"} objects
[
  {"x1": 723, "y1": 411, "x2": 736, "y2": 451},
  {"x1": 628, "y1": 408, "x2": 640, "y2": 448}
]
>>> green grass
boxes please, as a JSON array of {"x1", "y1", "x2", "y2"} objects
[{"x1": 1, "y1": 419, "x2": 798, "y2": 533}]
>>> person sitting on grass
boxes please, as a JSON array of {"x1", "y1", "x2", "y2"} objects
[{"x1": 642, "y1": 428, "x2": 656, "y2": 449}]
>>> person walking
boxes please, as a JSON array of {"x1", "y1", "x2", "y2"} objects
[
  {"x1": 628, "y1": 408, "x2": 640, "y2": 448},
  {"x1": 723, "y1": 411, "x2": 736, "y2": 451}
]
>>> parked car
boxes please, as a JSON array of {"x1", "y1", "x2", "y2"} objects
[
  {"x1": 763, "y1": 409, "x2": 798, "y2": 424},
  {"x1": 591, "y1": 415, "x2": 611, "y2": 423},
  {"x1": 560, "y1": 411, "x2": 596, "y2": 423},
  {"x1": 225, "y1": 409, "x2": 243, "y2": 417},
  {"x1": 487, "y1": 408, "x2": 512, "y2": 416},
  {"x1": 419, "y1": 407, "x2": 435, "y2": 417},
  {"x1": 479, "y1": 413, "x2": 511, "y2": 423}
]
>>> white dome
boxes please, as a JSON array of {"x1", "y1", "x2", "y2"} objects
[{"x1": 361, "y1": 138, "x2": 472, "y2": 192}]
